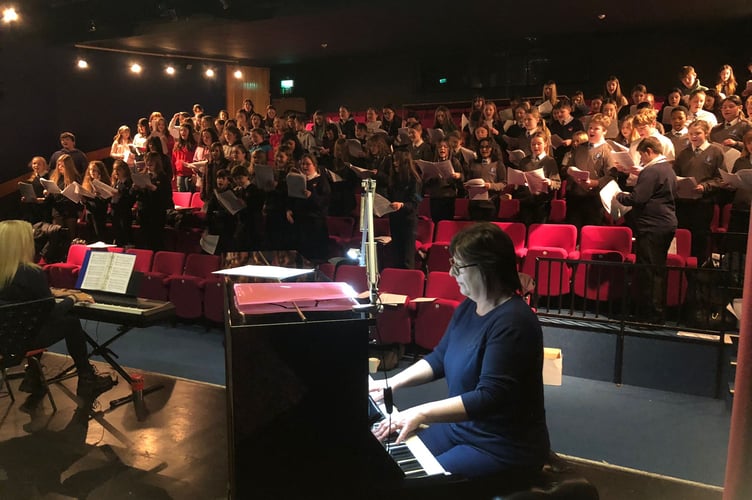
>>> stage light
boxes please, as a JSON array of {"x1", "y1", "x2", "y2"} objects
[
  {"x1": 130, "y1": 63, "x2": 142, "y2": 74},
  {"x1": 77, "y1": 58, "x2": 89, "y2": 69},
  {"x1": 205, "y1": 68, "x2": 215, "y2": 78},
  {"x1": 165, "y1": 65, "x2": 176, "y2": 76},
  {"x1": 2, "y1": 7, "x2": 19, "y2": 24},
  {"x1": 233, "y1": 69, "x2": 243, "y2": 79}
]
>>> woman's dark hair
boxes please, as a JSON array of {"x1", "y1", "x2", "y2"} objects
[
  {"x1": 475, "y1": 138, "x2": 500, "y2": 162},
  {"x1": 449, "y1": 222, "x2": 522, "y2": 296},
  {"x1": 146, "y1": 136, "x2": 165, "y2": 155},
  {"x1": 281, "y1": 131, "x2": 304, "y2": 160},
  {"x1": 224, "y1": 126, "x2": 243, "y2": 146},
  {"x1": 144, "y1": 151, "x2": 166, "y2": 176}
]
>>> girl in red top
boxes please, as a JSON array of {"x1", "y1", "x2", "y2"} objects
[{"x1": 172, "y1": 124, "x2": 197, "y2": 192}]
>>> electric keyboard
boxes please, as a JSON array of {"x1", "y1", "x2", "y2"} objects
[
  {"x1": 52, "y1": 288, "x2": 175, "y2": 327},
  {"x1": 73, "y1": 298, "x2": 174, "y2": 326}
]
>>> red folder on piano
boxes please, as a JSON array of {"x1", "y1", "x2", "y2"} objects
[{"x1": 233, "y1": 282, "x2": 358, "y2": 314}]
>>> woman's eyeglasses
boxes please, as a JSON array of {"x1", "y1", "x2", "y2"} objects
[{"x1": 449, "y1": 258, "x2": 477, "y2": 274}]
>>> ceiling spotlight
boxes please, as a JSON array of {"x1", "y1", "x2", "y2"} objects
[
  {"x1": 320, "y1": 42, "x2": 328, "y2": 49},
  {"x1": 77, "y1": 58, "x2": 89, "y2": 69},
  {"x1": 597, "y1": 13, "x2": 606, "y2": 20},
  {"x1": 233, "y1": 69, "x2": 243, "y2": 79},
  {"x1": 88, "y1": 19, "x2": 96, "y2": 32},
  {"x1": 205, "y1": 68, "x2": 215, "y2": 78},
  {"x1": 130, "y1": 63, "x2": 142, "y2": 74},
  {"x1": 2, "y1": 7, "x2": 19, "y2": 24},
  {"x1": 165, "y1": 65, "x2": 176, "y2": 75}
]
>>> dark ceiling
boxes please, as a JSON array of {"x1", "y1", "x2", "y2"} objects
[{"x1": 15, "y1": 0, "x2": 752, "y2": 66}]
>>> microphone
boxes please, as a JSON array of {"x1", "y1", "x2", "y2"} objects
[{"x1": 383, "y1": 386, "x2": 393, "y2": 414}]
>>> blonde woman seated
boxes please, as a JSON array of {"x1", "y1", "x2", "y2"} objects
[{"x1": 0, "y1": 220, "x2": 115, "y2": 406}]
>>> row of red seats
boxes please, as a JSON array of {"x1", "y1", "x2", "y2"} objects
[
  {"x1": 317, "y1": 265, "x2": 464, "y2": 351},
  {"x1": 43, "y1": 246, "x2": 224, "y2": 323}
]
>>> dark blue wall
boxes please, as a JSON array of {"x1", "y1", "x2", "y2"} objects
[{"x1": 0, "y1": 40, "x2": 226, "y2": 184}]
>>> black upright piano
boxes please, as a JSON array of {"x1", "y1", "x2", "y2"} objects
[{"x1": 222, "y1": 252, "x2": 403, "y2": 498}]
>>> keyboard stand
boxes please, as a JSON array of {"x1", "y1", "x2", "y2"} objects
[{"x1": 48, "y1": 323, "x2": 164, "y2": 411}]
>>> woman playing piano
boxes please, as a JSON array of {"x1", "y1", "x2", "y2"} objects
[
  {"x1": 0, "y1": 220, "x2": 115, "y2": 408},
  {"x1": 371, "y1": 222, "x2": 550, "y2": 480}
]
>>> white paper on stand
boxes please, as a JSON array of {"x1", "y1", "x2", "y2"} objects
[
  {"x1": 213, "y1": 265, "x2": 314, "y2": 280},
  {"x1": 600, "y1": 180, "x2": 632, "y2": 219}
]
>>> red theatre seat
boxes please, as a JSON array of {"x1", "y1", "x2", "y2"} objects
[
  {"x1": 167, "y1": 253, "x2": 221, "y2": 320},
  {"x1": 44, "y1": 244, "x2": 89, "y2": 289},
  {"x1": 374, "y1": 268, "x2": 425, "y2": 345},
  {"x1": 414, "y1": 272, "x2": 465, "y2": 350},
  {"x1": 139, "y1": 251, "x2": 186, "y2": 300}
]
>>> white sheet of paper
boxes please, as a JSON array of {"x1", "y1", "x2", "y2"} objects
[
  {"x1": 40, "y1": 178, "x2": 61, "y2": 194},
  {"x1": 348, "y1": 164, "x2": 372, "y2": 179},
  {"x1": 92, "y1": 179, "x2": 118, "y2": 199},
  {"x1": 599, "y1": 180, "x2": 632, "y2": 219},
  {"x1": 506, "y1": 168, "x2": 528, "y2": 187},
  {"x1": 524, "y1": 168, "x2": 549, "y2": 195},
  {"x1": 213, "y1": 265, "x2": 314, "y2": 280},
  {"x1": 607, "y1": 140, "x2": 629, "y2": 152},
  {"x1": 416, "y1": 160, "x2": 455, "y2": 181},
  {"x1": 676, "y1": 176, "x2": 701, "y2": 199},
  {"x1": 132, "y1": 172, "x2": 155, "y2": 189},
  {"x1": 373, "y1": 193, "x2": 396, "y2": 217},
  {"x1": 566, "y1": 166, "x2": 590, "y2": 182}
]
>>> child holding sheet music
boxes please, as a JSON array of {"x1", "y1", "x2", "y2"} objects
[
  {"x1": 407, "y1": 123, "x2": 434, "y2": 162},
  {"x1": 263, "y1": 147, "x2": 295, "y2": 250},
  {"x1": 81, "y1": 161, "x2": 110, "y2": 242},
  {"x1": 44, "y1": 154, "x2": 82, "y2": 238},
  {"x1": 232, "y1": 165, "x2": 265, "y2": 250},
  {"x1": 364, "y1": 134, "x2": 393, "y2": 198},
  {"x1": 110, "y1": 125, "x2": 134, "y2": 167},
  {"x1": 673, "y1": 120, "x2": 724, "y2": 262},
  {"x1": 20, "y1": 157, "x2": 51, "y2": 225},
  {"x1": 726, "y1": 130, "x2": 752, "y2": 232},
  {"x1": 110, "y1": 160, "x2": 134, "y2": 247},
  {"x1": 135, "y1": 152, "x2": 173, "y2": 251},
  {"x1": 549, "y1": 101, "x2": 584, "y2": 165},
  {"x1": 466, "y1": 138, "x2": 507, "y2": 221},
  {"x1": 387, "y1": 150, "x2": 422, "y2": 269},
  {"x1": 710, "y1": 96, "x2": 751, "y2": 152},
  {"x1": 205, "y1": 169, "x2": 239, "y2": 253},
  {"x1": 285, "y1": 154, "x2": 331, "y2": 261},
  {"x1": 422, "y1": 139, "x2": 462, "y2": 223},
  {"x1": 565, "y1": 114, "x2": 617, "y2": 229},
  {"x1": 513, "y1": 133, "x2": 560, "y2": 225},
  {"x1": 172, "y1": 124, "x2": 198, "y2": 193}
]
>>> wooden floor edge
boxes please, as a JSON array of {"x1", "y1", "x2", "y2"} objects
[{"x1": 559, "y1": 453, "x2": 724, "y2": 491}]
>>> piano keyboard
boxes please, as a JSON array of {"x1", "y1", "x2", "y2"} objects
[
  {"x1": 75, "y1": 301, "x2": 152, "y2": 315},
  {"x1": 369, "y1": 393, "x2": 448, "y2": 479}
]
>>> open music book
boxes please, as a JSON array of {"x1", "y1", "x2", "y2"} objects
[
  {"x1": 464, "y1": 178, "x2": 488, "y2": 200},
  {"x1": 600, "y1": 180, "x2": 632, "y2": 219},
  {"x1": 720, "y1": 169, "x2": 752, "y2": 190},
  {"x1": 415, "y1": 160, "x2": 455, "y2": 181},
  {"x1": 254, "y1": 164, "x2": 275, "y2": 191},
  {"x1": 75, "y1": 250, "x2": 137, "y2": 295},
  {"x1": 566, "y1": 166, "x2": 590, "y2": 182},
  {"x1": 92, "y1": 179, "x2": 119, "y2": 199},
  {"x1": 286, "y1": 171, "x2": 307, "y2": 199},
  {"x1": 373, "y1": 193, "x2": 396, "y2": 217},
  {"x1": 132, "y1": 173, "x2": 155, "y2": 189},
  {"x1": 215, "y1": 189, "x2": 245, "y2": 215},
  {"x1": 18, "y1": 182, "x2": 37, "y2": 201},
  {"x1": 506, "y1": 167, "x2": 549, "y2": 195},
  {"x1": 676, "y1": 176, "x2": 701, "y2": 199}
]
